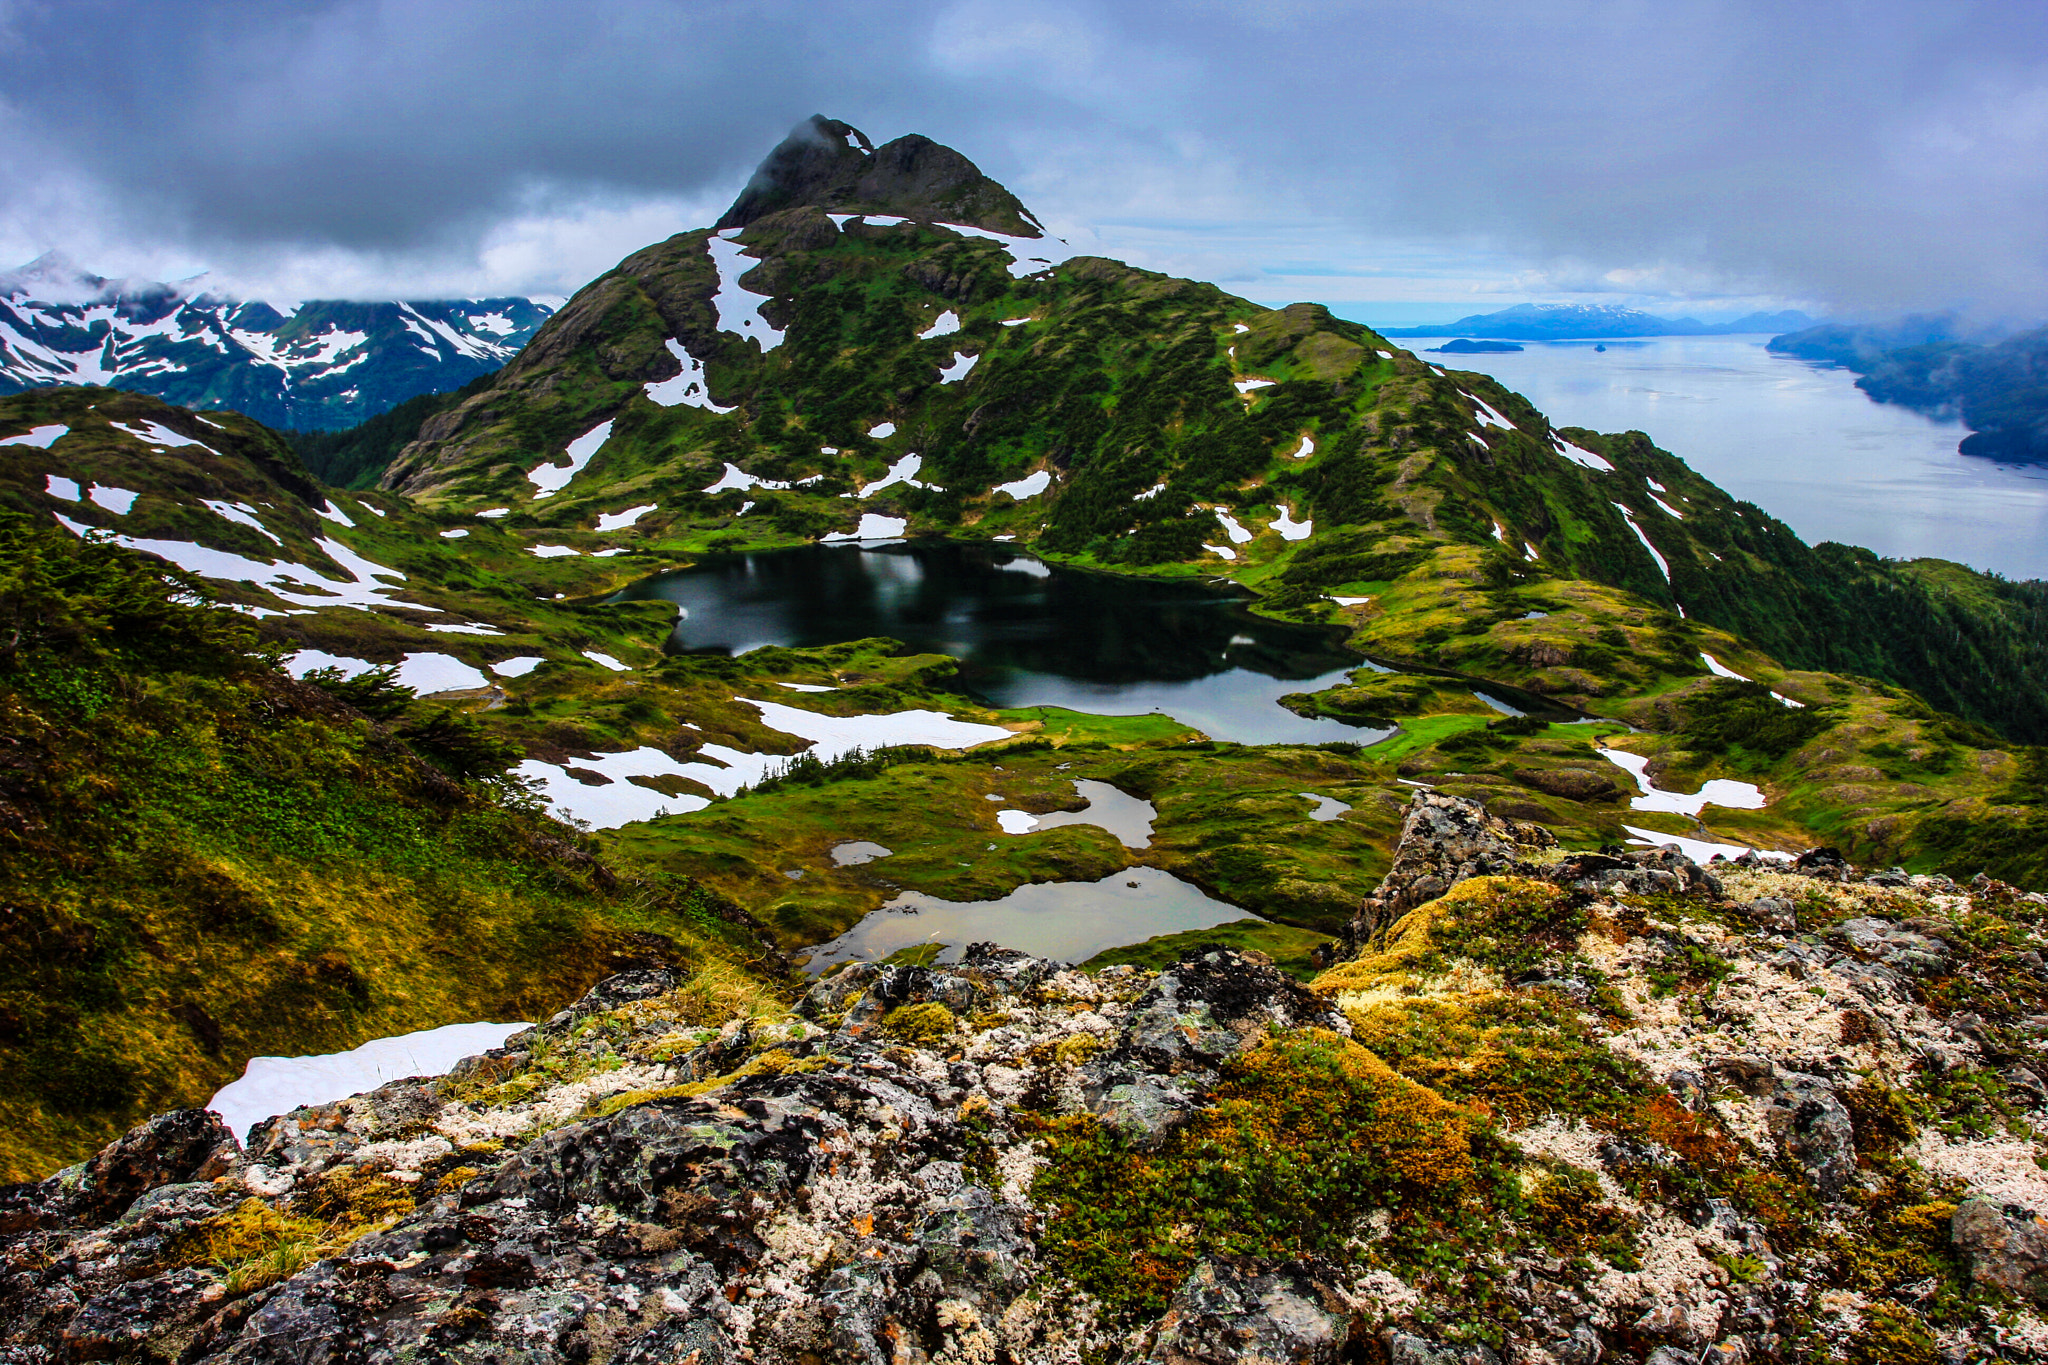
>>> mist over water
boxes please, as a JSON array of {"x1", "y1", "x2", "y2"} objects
[{"x1": 1420, "y1": 336, "x2": 2048, "y2": 580}]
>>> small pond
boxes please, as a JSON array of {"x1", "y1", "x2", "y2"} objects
[
  {"x1": 800, "y1": 865, "x2": 1253, "y2": 975},
  {"x1": 612, "y1": 542, "x2": 1384, "y2": 744}
]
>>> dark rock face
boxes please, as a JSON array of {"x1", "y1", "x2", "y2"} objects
[
  {"x1": 1515, "y1": 766, "x2": 1620, "y2": 801},
  {"x1": 717, "y1": 114, "x2": 1041, "y2": 237},
  {"x1": 0, "y1": 1107, "x2": 237, "y2": 1234}
]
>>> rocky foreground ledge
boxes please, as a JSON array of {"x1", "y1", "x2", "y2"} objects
[{"x1": 6, "y1": 793, "x2": 2048, "y2": 1363}]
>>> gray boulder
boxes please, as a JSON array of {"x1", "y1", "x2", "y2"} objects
[
  {"x1": 1762, "y1": 1072, "x2": 1856, "y2": 1199},
  {"x1": 1145, "y1": 1259, "x2": 1351, "y2": 1363},
  {"x1": 1953, "y1": 1199, "x2": 2048, "y2": 1304},
  {"x1": 1082, "y1": 950, "x2": 1346, "y2": 1141}
]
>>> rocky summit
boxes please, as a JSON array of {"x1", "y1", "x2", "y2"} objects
[{"x1": 4, "y1": 792, "x2": 2046, "y2": 1363}]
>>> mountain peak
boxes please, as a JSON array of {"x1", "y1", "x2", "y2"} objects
[
  {"x1": 0, "y1": 250, "x2": 108, "y2": 303},
  {"x1": 716, "y1": 115, "x2": 1041, "y2": 238}
]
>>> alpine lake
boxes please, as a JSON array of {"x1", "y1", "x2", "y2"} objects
[{"x1": 604, "y1": 541, "x2": 1475, "y2": 976}]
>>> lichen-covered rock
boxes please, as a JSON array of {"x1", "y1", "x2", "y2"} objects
[
  {"x1": 1082, "y1": 950, "x2": 1347, "y2": 1141},
  {"x1": 1954, "y1": 1198, "x2": 2048, "y2": 1304},
  {"x1": 1761, "y1": 1071, "x2": 1856, "y2": 1198},
  {"x1": 4, "y1": 811, "x2": 2048, "y2": 1363},
  {"x1": 1143, "y1": 1259, "x2": 1351, "y2": 1363},
  {"x1": 1350, "y1": 791, "x2": 1526, "y2": 941}
]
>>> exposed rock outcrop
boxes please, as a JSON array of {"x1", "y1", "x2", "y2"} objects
[
  {"x1": 7, "y1": 810, "x2": 2048, "y2": 1362},
  {"x1": 717, "y1": 114, "x2": 1041, "y2": 236}
]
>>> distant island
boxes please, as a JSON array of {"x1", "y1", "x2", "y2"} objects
[
  {"x1": 1770, "y1": 314, "x2": 2048, "y2": 464},
  {"x1": 1426, "y1": 338, "x2": 1523, "y2": 353},
  {"x1": 1383, "y1": 302, "x2": 1813, "y2": 341}
]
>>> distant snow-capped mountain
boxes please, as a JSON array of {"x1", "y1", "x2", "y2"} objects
[
  {"x1": 1379, "y1": 302, "x2": 1813, "y2": 340},
  {"x1": 0, "y1": 253, "x2": 554, "y2": 430}
]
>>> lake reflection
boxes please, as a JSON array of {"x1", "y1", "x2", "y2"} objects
[
  {"x1": 800, "y1": 865, "x2": 1249, "y2": 974},
  {"x1": 612, "y1": 542, "x2": 1385, "y2": 745}
]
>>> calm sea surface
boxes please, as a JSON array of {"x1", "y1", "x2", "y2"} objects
[{"x1": 1414, "y1": 335, "x2": 2048, "y2": 580}]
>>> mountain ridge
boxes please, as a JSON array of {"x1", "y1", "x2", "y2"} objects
[
  {"x1": 1381, "y1": 301, "x2": 1813, "y2": 340},
  {"x1": 0, "y1": 251, "x2": 554, "y2": 431}
]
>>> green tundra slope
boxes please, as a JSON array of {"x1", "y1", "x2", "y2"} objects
[
  {"x1": 8, "y1": 119, "x2": 2048, "y2": 1175},
  {"x1": 379, "y1": 117, "x2": 2048, "y2": 747},
  {"x1": 0, "y1": 504, "x2": 780, "y2": 1180}
]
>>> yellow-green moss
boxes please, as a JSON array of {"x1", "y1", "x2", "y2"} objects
[
  {"x1": 1350, "y1": 992, "x2": 1652, "y2": 1126},
  {"x1": 1310, "y1": 876, "x2": 1572, "y2": 1005},
  {"x1": 881, "y1": 1002, "x2": 958, "y2": 1047},
  {"x1": 1034, "y1": 1028, "x2": 1474, "y2": 1321}
]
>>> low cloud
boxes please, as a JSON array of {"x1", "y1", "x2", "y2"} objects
[{"x1": 1, "y1": 0, "x2": 2043, "y2": 313}]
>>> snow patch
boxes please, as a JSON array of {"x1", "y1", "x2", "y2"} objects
[
  {"x1": 528, "y1": 545, "x2": 579, "y2": 559},
  {"x1": 112, "y1": 419, "x2": 212, "y2": 452},
  {"x1": 822, "y1": 513, "x2": 908, "y2": 542},
  {"x1": 1611, "y1": 503, "x2": 1672, "y2": 581},
  {"x1": 490, "y1": 656, "x2": 545, "y2": 677},
  {"x1": 1215, "y1": 510, "x2": 1254, "y2": 544},
  {"x1": 706, "y1": 235, "x2": 786, "y2": 351},
  {"x1": 918, "y1": 310, "x2": 960, "y2": 340},
  {"x1": 1557, "y1": 439, "x2": 1617, "y2": 473},
  {"x1": 394, "y1": 653, "x2": 491, "y2": 693},
  {"x1": 44, "y1": 474, "x2": 80, "y2": 501},
  {"x1": 938, "y1": 350, "x2": 979, "y2": 384},
  {"x1": 440, "y1": 529, "x2": 469, "y2": 539},
  {"x1": 596, "y1": 503, "x2": 656, "y2": 531},
  {"x1": 1624, "y1": 826, "x2": 1793, "y2": 864},
  {"x1": 867, "y1": 421, "x2": 897, "y2": 439},
  {"x1": 208, "y1": 1021, "x2": 529, "y2": 1144},
  {"x1": 1272, "y1": 506, "x2": 1312, "y2": 541},
  {"x1": 1287, "y1": 434, "x2": 1316, "y2": 459},
  {"x1": 704, "y1": 462, "x2": 790, "y2": 495},
  {"x1": 314, "y1": 501, "x2": 355, "y2": 527},
  {"x1": 528, "y1": 420, "x2": 613, "y2": 498},
  {"x1": 1, "y1": 423, "x2": 67, "y2": 448},
  {"x1": 515, "y1": 698, "x2": 1010, "y2": 829},
  {"x1": 1203, "y1": 543, "x2": 1238, "y2": 561},
  {"x1": 582, "y1": 650, "x2": 629, "y2": 672},
  {"x1": 1700, "y1": 652, "x2": 1805, "y2": 708},
  {"x1": 89, "y1": 485, "x2": 137, "y2": 514},
  {"x1": 857, "y1": 453, "x2": 928, "y2": 499},
  {"x1": 202, "y1": 499, "x2": 281, "y2": 545},
  {"x1": 1600, "y1": 748, "x2": 1766, "y2": 816},
  {"x1": 644, "y1": 338, "x2": 735, "y2": 411},
  {"x1": 993, "y1": 469, "x2": 1051, "y2": 500},
  {"x1": 1234, "y1": 378, "x2": 1275, "y2": 395}
]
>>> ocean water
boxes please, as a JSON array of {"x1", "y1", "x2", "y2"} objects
[{"x1": 1412, "y1": 335, "x2": 2048, "y2": 580}]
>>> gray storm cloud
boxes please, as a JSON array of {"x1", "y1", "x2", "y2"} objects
[{"x1": 2, "y1": 0, "x2": 2046, "y2": 311}]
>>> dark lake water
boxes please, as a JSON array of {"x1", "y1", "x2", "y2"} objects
[{"x1": 612, "y1": 541, "x2": 1385, "y2": 744}]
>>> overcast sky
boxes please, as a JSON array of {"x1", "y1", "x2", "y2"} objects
[{"x1": 3, "y1": 0, "x2": 2046, "y2": 319}]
